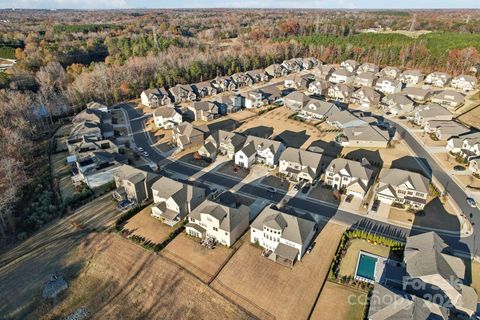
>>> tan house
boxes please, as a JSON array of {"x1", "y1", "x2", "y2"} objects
[
  {"x1": 424, "y1": 120, "x2": 470, "y2": 141},
  {"x1": 340, "y1": 124, "x2": 390, "y2": 148},
  {"x1": 357, "y1": 62, "x2": 379, "y2": 74},
  {"x1": 265, "y1": 63, "x2": 288, "y2": 78},
  {"x1": 425, "y1": 72, "x2": 452, "y2": 87},
  {"x1": 173, "y1": 122, "x2": 209, "y2": 150},
  {"x1": 284, "y1": 91, "x2": 310, "y2": 111},
  {"x1": 350, "y1": 87, "x2": 381, "y2": 107},
  {"x1": 376, "y1": 168, "x2": 429, "y2": 210},
  {"x1": 300, "y1": 99, "x2": 340, "y2": 120},
  {"x1": 169, "y1": 84, "x2": 197, "y2": 103},
  {"x1": 431, "y1": 90, "x2": 465, "y2": 110},
  {"x1": 192, "y1": 81, "x2": 217, "y2": 98},
  {"x1": 186, "y1": 200, "x2": 249, "y2": 247},
  {"x1": 402, "y1": 87, "x2": 432, "y2": 103},
  {"x1": 324, "y1": 158, "x2": 374, "y2": 198},
  {"x1": 140, "y1": 88, "x2": 171, "y2": 108},
  {"x1": 382, "y1": 93, "x2": 415, "y2": 116},
  {"x1": 399, "y1": 69, "x2": 424, "y2": 84},
  {"x1": 112, "y1": 165, "x2": 160, "y2": 203},
  {"x1": 188, "y1": 101, "x2": 221, "y2": 121},
  {"x1": 327, "y1": 83, "x2": 354, "y2": 102},
  {"x1": 378, "y1": 66, "x2": 401, "y2": 80},
  {"x1": 314, "y1": 64, "x2": 335, "y2": 80},
  {"x1": 329, "y1": 69, "x2": 355, "y2": 84},
  {"x1": 414, "y1": 103, "x2": 452, "y2": 127},
  {"x1": 352, "y1": 72, "x2": 378, "y2": 88},
  {"x1": 307, "y1": 79, "x2": 331, "y2": 96},
  {"x1": 278, "y1": 147, "x2": 323, "y2": 183},
  {"x1": 198, "y1": 130, "x2": 246, "y2": 160},
  {"x1": 340, "y1": 59, "x2": 360, "y2": 73}
]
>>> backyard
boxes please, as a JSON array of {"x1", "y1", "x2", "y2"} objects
[
  {"x1": 210, "y1": 223, "x2": 346, "y2": 320},
  {"x1": 337, "y1": 239, "x2": 391, "y2": 278},
  {"x1": 161, "y1": 233, "x2": 235, "y2": 283},
  {"x1": 310, "y1": 281, "x2": 367, "y2": 320}
]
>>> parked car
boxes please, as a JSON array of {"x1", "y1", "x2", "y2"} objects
[
  {"x1": 143, "y1": 151, "x2": 149, "y2": 157},
  {"x1": 117, "y1": 199, "x2": 133, "y2": 210},
  {"x1": 294, "y1": 183, "x2": 302, "y2": 191},
  {"x1": 301, "y1": 184, "x2": 310, "y2": 193},
  {"x1": 453, "y1": 165, "x2": 466, "y2": 171},
  {"x1": 345, "y1": 194, "x2": 354, "y2": 203},
  {"x1": 466, "y1": 197, "x2": 476, "y2": 208},
  {"x1": 371, "y1": 200, "x2": 380, "y2": 212},
  {"x1": 137, "y1": 147, "x2": 144, "y2": 152},
  {"x1": 266, "y1": 186, "x2": 276, "y2": 193}
]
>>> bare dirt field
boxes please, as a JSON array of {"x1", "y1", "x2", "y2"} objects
[
  {"x1": 340, "y1": 140, "x2": 412, "y2": 169},
  {"x1": 161, "y1": 233, "x2": 235, "y2": 284},
  {"x1": 123, "y1": 205, "x2": 180, "y2": 244},
  {"x1": 29, "y1": 233, "x2": 252, "y2": 320},
  {"x1": 235, "y1": 106, "x2": 323, "y2": 149},
  {"x1": 310, "y1": 281, "x2": 367, "y2": 320},
  {"x1": 210, "y1": 223, "x2": 346, "y2": 320},
  {"x1": 338, "y1": 239, "x2": 390, "y2": 278},
  {"x1": 0, "y1": 194, "x2": 121, "y2": 319},
  {"x1": 226, "y1": 109, "x2": 257, "y2": 122},
  {"x1": 455, "y1": 90, "x2": 480, "y2": 128}
]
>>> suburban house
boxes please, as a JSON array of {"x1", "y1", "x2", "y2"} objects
[
  {"x1": 212, "y1": 76, "x2": 236, "y2": 92},
  {"x1": 368, "y1": 283, "x2": 449, "y2": 320},
  {"x1": 314, "y1": 64, "x2": 335, "y2": 80},
  {"x1": 153, "y1": 107, "x2": 183, "y2": 129},
  {"x1": 74, "y1": 150, "x2": 128, "y2": 188},
  {"x1": 307, "y1": 79, "x2": 331, "y2": 96},
  {"x1": 169, "y1": 84, "x2": 197, "y2": 102},
  {"x1": 67, "y1": 136, "x2": 119, "y2": 156},
  {"x1": 231, "y1": 72, "x2": 253, "y2": 88},
  {"x1": 284, "y1": 74, "x2": 313, "y2": 90},
  {"x1": 327, "y1": 110, "x2": 368, "y2": 129},
  {"x1": 151, "y1": 177, "x2": 206, "y2": 226},
  {"x1": 300, "y1": 99, "x2": 340, "y2": 120},
  {"x1": 340, "y1": 59, "x2": 360, "y2": 73},
  {"x1": 284, "y1": 91, "x2": 310, "y2": 111},
  {"x1": 350, "y1": 87, "x2": 381, "y2": 107},
  {"x1": 446, "y1": 132, "x2": 480, "y2": 158},
  {"x1": 260, "y1": 84, "x2": 283, "y2": 104},
  {"x1": 399, "y1": 69, "x2": 425, "y2": 84},
  {"x1": 250, "y1": 206, "x2": 317, "y2": 267},
  {"x1": 234, "y1": 136, "x2": 286, "y2": 168},
  {"x1": 192, "y1": 81, "x2": 218, "y2": 98},
  {"x1": 140, "y1": 88, "x2": 171, "y2": 108},
  {"x1": 327, "y1": 83, "x2": 354, "y2": 102},
  {"x1": 245, "y1": 69, "x2": 270, "y2": 83},
  {"x1": 278, "y1": 147, "x2": 323, "y2": 183},
  {"x1": 451, "y1": 74, "x2": 477, "y2": 92},
  {"x1": 198, "y1": 130, "x2": 246, "y2": 160},
  {"x1": 381, "y1": 93, "x2": 415, "y2": 116},
  {"x1": 216, "y1": 94, "x2": 244, "y2": 113},
  {"x1": 402, "y1": 86, "x2": 432, "y2": 103},
  {"x1": 281, "y1": 58, "x2": 303, "y2": 73},
  {"x1": 374, "y1": 78, "x2": 403, "y2": 95},
  {"x1": 352, "y1": 72, "x2": 377, "y2": 88},
  {"x1": 403, "y1": 232, "x2": 478, "y2": 317},
  {"x1": 244, "y1": 90, "x2": 266, "y2": 109},
  {"x1": 329, "y1": 68, "x2": 355, "y2": 84},
  {"x1": 424, "y1": 120, "x2": 470, "y2": 141},
  {"x1": 414, "y1": 103, "x2": 453, "y2": 127},
  {"x1": 69, "y1": 108, "x2": 113, "y2": 143},
  {"x1": 357, "y1": 62, "x2": 379, "y2": 74},
  {"x1": 376, "y1": 168, "x2": 429, "y2": 210},
  {"x1": 324, "y1": 158, "x2": 374, "y2": 198},
  {"x1": 112, "y1": 165, "x2": 159, "y2": 203},
  {"x1": 425, "y1": 72, "x2": 452, "y2": 87},
  {"x1": 188, "y1": 101, "x2": 221, "y2": 121},
  {"x1": 186, "y1": 200, "x2": 250, "y2": 247},
  {"x1": 173, "y1": 122, "x2": 209, "y2": 150},
  {"x1": 265, "y1": 63, "x2": 288, "y2": 78},
  {"x1": 378, "y1": 66, "x2": 401, "y2": 80},
  {"x1": 340, "y1": 124, "x2": 390, "y2": 148},
  {"x1": 431, "y1": 90, "x2": 465, "y2": 110},
  {"x1": 302, "y1": 57, "x2": 320, "y2": 69}
]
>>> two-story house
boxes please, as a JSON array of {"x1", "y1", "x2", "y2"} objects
[
  {"x1": 300, "y1": 99, "x2": 340, "y2": 120},
  {"x1": 284, "y1": 74, "x2": 313, "y2": 90},
  {"x1": 112, "y1": 165, "x2": 160, "y2": 203},
  {"x1": 350, "y1": 87, "x2": 381, "y2": 107},
  {"x1": 151, "y1": 177, "x2": 206, "y2": 226},
  {"x1": 324, "y1": 158, "x2": 374, "y2": 198},
  {"x1": 140, "y1": 88, "x2": 171, "y2": 108},
  {"x1": 378, "y1": 66, "x2": 401, "y2": 80},
  {"x1": 284, "y1": 91, "x2": 310, "y2": 111},
  {"x1": 212, "y1": 76, "x2": 236, "y2": 92},
  {"x1": 424, "y1": 120, "x2": 470, "y2": 141},
  {"x1": 173, "y1": 122, "x2": 209, "y2": 150},
  {"x1": 376, "y1": 168, "x2": 429, "y2": 210},
  {"x1": 357, "y1": 62, "x2": 379, "y2": 74},
  {"x1": 402, "y1": 87, "x2": 432, "y2": 103},
  {"x1": 374, "y1": 78, "x2": 403, "y2": 95},
  {"x1": 153, "y1": 106, "x2": 183, "y2": 129},
  {"x1": 188, "y1": 101, "x2": 221, "y2": 121},
  {"x1": 244, "y1": 90, "x2": 265, "y2": 109},
  {"x1": 192, "y1": 81, "x2": 218, "y2": 98},
  {"x1": 329, "y1": 69, "x2": 355, "y2": 84},
  {"x1": 381, "y1": 93, "x2": 415, "y2": 116},
  {"x1": 450, "y1": 74, "x2": 477, "y2": 92},
  {"x1": 352, "y1": 72, "x2": 378, "y2": 88},
  {"x1": 250, "y1": 206, "x2": 317, "y2": 267},
  {"x1": 231, "y1": 72, "x2": 254, "y2": 88},
  {"x1": 186, "y1": 200, "x2": 249, "y2": 247},
  {"x1": 279, "y1": 147, "x2": 323, "y2": 183},
  {"x1": 431, "y1": 90, "x2": 465, "y2": 110},
  {"x1": 307, "y1": 79, "x2": 331, "y2": 96},
  {"x1": 234, "y1": 136, "x2": 286, "y2": 168},
  {"x1": 245, "y1": 69, "x2": 270, "y2": 84},
  {"x1": 414, "y1": 103, "x2": 453, "y2": 127},
  {"x1": 327, "y1": 83, "x2": 355, "y2": 102},
  {"x1": 265, "y1": 63, "x2": 288, "y2": 78},
  {"x1": 340, "y1": 59, "x2": 360, "y2": 73},
  {"x1": 314, "y1": 64, "x2": 335, "y2": 80},
  {"x1": 198, "y1": 130, "x2": 246, "y2": 161},
  {"x1": 399, "y1": 69, "x2": 424, "y2": 85},
  {"x1": 425, "y1": 72, "x2": 452, "y2": 87},
  {"x1": 169, "y1": 84, "x2": 197, "y2": 103}
]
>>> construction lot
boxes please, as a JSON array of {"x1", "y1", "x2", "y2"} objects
[
  {"x1": 310, "y1": 281, "x2": 367, "y2": 320},
  {"x1": 210, "y1": 223, "x2": 346, "y2": 320},
  {"x1": 161, "y1": 233, "x2": 235, "y2": 283}
]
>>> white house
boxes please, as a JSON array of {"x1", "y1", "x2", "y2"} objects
[
  {"x1": 329, "y1": 69, "x2": 355, "y2": 84},
  {"x1": 374, "y1": 78, "x2": 403, "y2": 95},
  {"x1": 141, "y1": 88, "x2": 171, "y2": 108},
  {"x1": 278, "y1": 147, "x2": 323, "y2": 183},
  {"x1": 399, "y1": 69, "x2": 424, "y2": 84},
  {"x1": 300, "y1": 99, "x2": 340, "y2": 120},
  {"x1": 186, "y1": 200, "x2": 249, "y2": 247},
  {"x1": 153, "y1": 107, "x2": 182, "y2": 129},
  {"x1": 324, "y1": 158, "x2": 374, "y2": 198},
  {"x1": 340, "y1": 59, "x2": 360, "y2": 73},
  {"x1": 250, "y1": 206, "x2": 317, "y2": 267},
  {"x1": 425, "y1": 72, "x2": 452, "y2": 87},
  {"x1": 451, "y1": 74, "x2": 477, "y2": 92},
  {"x1": 234, "y1": 136, "x2": 286, "y2": 168}
]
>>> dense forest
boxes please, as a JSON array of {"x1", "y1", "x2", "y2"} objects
[{"x1": 0, "y1": 8, "x2": 480, "y2": 244}]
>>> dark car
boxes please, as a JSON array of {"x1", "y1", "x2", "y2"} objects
[
  {"x1": 345, "y1": 194, "x2": 354, "y2": 203},
  {"x1": 117, "y1": 199, "x2": 133, "y2": 210},
  {"x1": 371, "y1": 200, "x2": 380, "y2": 212},
  {"x1": 453, "y1": 165, "x2": 466, "y2": 171},
  {"x1": 301, "y1": 184, "x2": 311, "y2": 193}
]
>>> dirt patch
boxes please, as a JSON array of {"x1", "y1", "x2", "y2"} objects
[
  {"x1": 161, "y1": 233, "x2": 234, "y2": 284},
  {"x1": 211, "y1": 223, "x2": 346, "y2": 320},
  {"x1": 124, "y1": 205, "x2": 180, "y2": 244},
  {"x1": 29, "y1": 233, "x2": 252, "y2": 320},
  {"x1": 338, "y1": 239, "x2": 390, "y2": 278},
  {"x1": 310, "y1": 281, "x2": 367, "y2": 320},
  {"x1": 227, "y1": 109, "x2": 257, "y2": 122},
  {"x1": 341, "y1": 140, "x2": 412, "y2": 169}
]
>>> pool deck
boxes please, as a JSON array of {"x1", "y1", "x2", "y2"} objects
[{"x1": 354, "y1": 251, "x2": 387, "y2": 284}]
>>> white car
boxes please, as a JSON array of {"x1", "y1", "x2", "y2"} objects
[
  {"x1": 466, "y1": 197, "x2": 476, "y2": 208},
  {"x1": 137, "y1": 147, "x2": 144, "y2": 152},
  {"x1": 143, "y1": 151, "x2": 149, "y2": 157}
]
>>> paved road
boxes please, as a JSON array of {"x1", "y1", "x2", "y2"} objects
[{"x1": 118, "y1": 102, "x2": 478, "y2": 258}]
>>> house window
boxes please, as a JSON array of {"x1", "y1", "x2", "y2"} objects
[{"x1": 213, "y1": 227, "x2": 218, "y2": 231}]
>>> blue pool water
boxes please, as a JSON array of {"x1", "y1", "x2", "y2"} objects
[{"x1": 356, "y1": 253, "x2": 377, "y2": 281}]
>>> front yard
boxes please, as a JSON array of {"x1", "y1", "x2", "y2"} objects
[
  {"x1": 161, "y1": 233, "x2": 235, "y2": 283},
  {"x1": 259, "y1": 174, "x2": 290, "y2": 192},
  {"x1": 307, "y1": 184, "x2": 341, "y2": 205},
  {"x1": 210, "y1": 223, "x2": 346, "y2": 320}
]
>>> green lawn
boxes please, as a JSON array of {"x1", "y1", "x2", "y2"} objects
[{"x1": 338, "y1": 239, "x2": 391, "y2": 278}]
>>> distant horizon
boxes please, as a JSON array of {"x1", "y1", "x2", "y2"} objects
[{"x1": 2, "y1": 0, "x2": 480, "y2": 10}]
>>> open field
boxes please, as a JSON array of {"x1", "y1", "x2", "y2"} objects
[
  {"x1": 211, "y1": 223, "x2": 346, "y2": 320},
  {"x1": 310, "y1": 281, "x2": 367, "y2": 320},
  {"x1": 235, "y1": 106, "x2": 323, "y2": 149},
  {"x1": 123, "y1": 205, "x2": 180, "y2": 244},
  {"x1": 161, "y1": 233, "x2": 234, "y2": 283},
  {"x1": 28, "y1": 233, "x2": 252, "y2": 320},
  {"x1": 338, "y1": 239, "x2": 390, "y2": 278},
  {"x1": 0, "y1": 194, "x2": 121, "y2": 319},
  {"x1": 340, "y1": 140, "x2": 412, "y2": 169}
]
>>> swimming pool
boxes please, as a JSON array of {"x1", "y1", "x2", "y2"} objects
[{"x1": 355, "y1": 252, "x2": 378, "y2": 283}]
